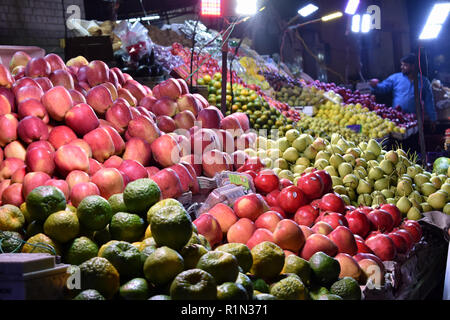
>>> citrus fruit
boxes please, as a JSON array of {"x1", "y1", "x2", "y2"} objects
[
  {"x1": 20, "y1": 203, "x2": 31, "y2": 224},
  {"x1": 282, "y1": 254, "x2": 312, "y2": 286},
  {"x1": 143, "y1": 246, "x2": 184, "y2": 287},
  {"x1": 309, "y1": 251, "x2": 341, "y2": 286},
  {"x1": 43, "y1": 210, "x2": 80, "y2": 243},
  {"x1": 93, "y1": 225, "x2": 111, "y2": 246},
  {"x1": 309, "y1": 286, "x2": 330, "y2": 300},
  {"x1": 197, "y1": 234, "x2": 211, "y2": 250},
  {"x1": 149, "y1": 294, "x2": 171, "y2": 300},
  {"x1": 25, "y1": 220, "x2": 44, "y2": 239},
  {"x1": 73, "y1": 289, "x2": 105, "y2": 300},
  {"x1": 250, "y1": 241, "x2": 285, "y2": 280},
  {"x1": 254, "y1": 293, "x2": 278, "y2": 300},
  {"x1": 144, "y1": 224, "x2": 152, "y2": 239},
  {"x1": 196, "y1": 251, "x2": 239, "y2": 284},
  {"x1": 217, "y1": 282, "x2": 248, "y2": 300},
  {"x1": 120, "y1": 278, "x2": 151, "y2": 300},
  {"x1": 0, "y1": 205, "x2": 25, "y2": 232},
  {"x1": 215, "y1": 243, "x2": 253, "y2": 273},
  {"x1": 123, "y1": 178, "x2": 161, "y2": 215},
  {"x1": 140, "y1": 245, "x2": 157, "y2": 265},
  {"x1": 99, "y1": 240, "x2": 143, "y2": 278},
  {"x1": 150, "y1": 205, "x2": 192, "y2": 251},
  {"x1": 180, "y1": 244, "x2": 208, "y2": 270},
  {"x1": 109, "y1": 212, "x2": 145, "y2": 243},
  {"x1": 330, "y1": 277, "x2": 362, "y2": 300},
  {"x1": 65, "y1": 236, "x2": 99, "y2": 265},
  {"x1": 26, "y1": 186, "x2": 66, "y2": 222},
  {"x1": 77, "y1": 195, "x2": 113, "y2": 231},
  {"x1": 269, "y1": 275, "x2": 308, "y2": 300},
  {"x1": 139, "y1": 237, "x2": 157, "y2": 251},
  {"x1": 170, "y1": 269, "x2": 217, "y2": 300},
  {"x1": 79, "y1": 257, "x2": 120, "y2": 299},
  {"x1": 66, "y1": 205, "x2": 77, "y2": 213},
  {"x1": 236, "y1": 272, "x2": 253, "y2": 300},
  {"x1": 252, "y1": 278, "x2": 270, "y2": 293},
  {"x1": 0, "y1": 231, "x2": 23, "y2": 253},
  {"x1": 147, "y1": 199, "x2": 183, "y2": 224},
  {"x1": 21, "y1": 233, "x2": 60, "y2": 255},
  {"x1": 108, "y1": 193, "x2": 127, "y2": 213}
]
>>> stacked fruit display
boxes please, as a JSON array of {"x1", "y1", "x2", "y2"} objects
[
  {"x1": 263, "y1": 71, "x2": 303, "y2": 92},
  {"x1": 238, "y1": 56, "x2": 271, "y2": 91},
  {"x1": 245, "y1": 129, "x2": 449, "y2": 216},
  {"x1": 193, "y1": 164, "x2": 424, "y2": 291}
]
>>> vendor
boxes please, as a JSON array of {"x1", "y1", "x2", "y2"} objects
[{"x1": 370, "y1": 53, "x2": 438, "y2": 130}]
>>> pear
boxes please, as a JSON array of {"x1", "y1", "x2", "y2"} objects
[
  {"x1": 324, "y1": 165, "x2": 338, "y2": 177},
  {"x1": 304, "y1": 145, "x2": 318, "y2": 160},
  {"x1": 384, "y1": 150, "x2": 399, "y2": 164},
  {"x1": 406, "y1": 166, "x2": 420, "y2": 178},
  {"x1": 346, "y1": 148, "x2": 361, "y2": 159},
  {"x1": 285, "y1": 129, "x2": 300, "y2": 143},
  {"x1": 257, "y1": 150, "x2": 268, "y2": 159},
  {"x1": 314, "y1": 159, "x2": 329, "y2": 170},
  {"x1": 397, "y1": 180, "x2": 413, "y2": 196},
  {"x1": 334, "y1": 185, "x2": 348, "y2": 196},
  {"x1": 329, "y1": 154, "x2": 345, "y2": 169},
  {"x1": 292, "y1": 137, "x2": 307, "y2": 153},
  {"x1": 423, "y1": 171, "x2": 432, "y2": 179},
  {"x1": 377, "y1": 155, "x2": 385, "y2": 163},
  {"x1": 421, "y1": 183, "x2": 437, "y2": 196},
  {"x1": 316, "y1": 150, "x2": 331, "y2": 161},
  {"x1": 354, "y1": 167, "x2": 367, "y2": 180},
  {"x1": 296, "y1": 157, "x2": 310, "y2": 166},
  {"x1": 368, "y1": 167, "x2": 384, "y2": 180},
  {"x1": 357, "y1": 179, "x2": 373, "y2": 194},
  {"x1": 414, "y1": 164, "x2": 424, "y2": 174},
  {"x1": 279, "y1": 170, "x2": 294, "y2": 182},
  {"x1": 363, "y1": 150, "x2": 377, "y2": 161},
  {"x1": 304, "y1": 167, "x2": 316, "y2": 175},
  {"x1": 430, "y1": 176, "x2": 442, "y2": 189},
  {"x1": 358, "y1": 141, "x2": 368, "y2": 151},
  {"x1": 283, "y1": 147, "x2": 300, "y2": 163},
  {"x1": 337, "y1": 138, "x2": 350, "y2": 152},
  {"x1": 367, "y1": 160, "x2": 380, "y2": 169},
  {"x1": 343, "y1": 154, "x2": 356, "y2": 167},
  {"x1": 293, "y1": 176, "x2": 301, "y2": 186},
  {"x1": 346, "y1": 187, "x2": 357, "y2": 201},
  {"x1": 438, "y1": 174, "x2": 447, "y2": 183},
  {"x1": 420, "y1": 203, "x2": 433, "y2": 213},
  {"x1": 396, "y1": 162, "x2": 407, "y2": 175},
  {"x1": 293, "y1": 165, "x2": 307, "y2": 174},
  {"x1": 312, "y1": 137, "x2": 327, "y2": 151},
  {"x1": 262, "y1": 158, "x2": 273, "y2": 169},
  {"x1": 273, "y1": 167, "x2": 282, "y2": 176},
  {"x1": 407, "y1": 207, "x2": 422, "y2": 221},
  {"x1": 338, "y1": 163, "x2": 353, "y2": 178},
  {"x1": 343, "y1": 174, "x2": 359, "y2": 189},
  {"x1": 414, "y1": 173, "x2": 429, "y2": 187},
  {"x1": 340, "y1": 194, "x2": 351, "y2": 206},
  {"x1": 387, "y1": 198, "x2": 397, "y2": 205},
  {"x1": 396, "y1": 148, "x2": 407, "y2": 158},
  {"x1": 372, "y1": 194, "x2": 387, "y2": 207},
  {"x1": 267, "y1": 148, "x2": 283, "y2": 160},
  {"x1": 380, "y1": 160, "x2": 394, "y2": 175},
  {"x1": 330, "y1": 133, "x2": 341, "y2": 145},
  {"x1": 389, "y1": 174, "x2": 398, "y2": 185},
  {"x1": 367, "y1": 139, "x2": 382, "y2": 157},
  {"x1": 441, "y1": 183, "x2": 450, "y2": 194},
  {"x1": 267, "y1": 139, "x2": 277, "y2": 149},
  {"x1": 273, "y1": 158, "x2": 289, "y2": 170},
  {"x1": 276, "y1": 137, "x2": 291, "y2": 153},
  {"x1": 427, "y1": 191, "x2": 448, "y2": 210},
  {"x1": 245, "y1": 148, "x2": 257, "y2": 157},
  {"x1": 443, "y1": 203, "x2": 450, "y2": 215},
  {"x1": 381, "y1": 189, "x2": 395, "y2": 199},
  {"x1": 355, "y1": 158, "x2": 368, "y2": 168},
  {"x1": 332, "y1": 176, "x2": 344, "y2": 187},
  {"x1": 256, "y1": 136, "x2": 268, "y2": 150},
  {"x1": 358, "y1": 194, "x2": 372, "y2": 206},
  {"x1": 326, "y1": 144, "x2": 344, "y2": 155},
  {"x1": 374, "y1": 177, "x2": 390, "y2": 191},
  {"x1": 409, "y1": 191, "x2": 423, "y2": 204},
  {"x1": 397, "y1": 196, "x2": 412, "y2": 215}
]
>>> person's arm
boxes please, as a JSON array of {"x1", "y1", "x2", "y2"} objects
[
  {"x1": 371, "y1": 74, "x2": 396, "y2": 95},
  {"x1": 422, "y1": 78, "x2": 438, "y2": 123}
]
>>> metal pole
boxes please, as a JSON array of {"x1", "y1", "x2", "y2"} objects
[
  {"x1": 414, "y1": 76, "x2": 427, "y2": 165},
  {"x1": 221, "y1": 26, "x2": 232, "y2": 115}
]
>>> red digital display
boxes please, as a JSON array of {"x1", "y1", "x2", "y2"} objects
[{"x1": 201, "y1": 0, "x2": 222, "y2": 16}]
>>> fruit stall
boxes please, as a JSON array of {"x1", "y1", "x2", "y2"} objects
[{"x1": 0, "y1": 17, "x2": 449, "y2": 302}]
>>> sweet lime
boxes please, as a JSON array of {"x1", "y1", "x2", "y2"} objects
[
  {"x1": 109, "y1": 212, "x2": 145, "y2": 243},
  {"x1": 76, "y1": 195, "x2": 112, "y2": 231},
  {"x1": 123, "y1": 178, "x2": 161, "y2": 215},
  {"x1": 170, "y1": 269, "x2": 217, "y2": 300},
  {"x1": 26, "y1": 186, "x2": 66, "y2": 222}
]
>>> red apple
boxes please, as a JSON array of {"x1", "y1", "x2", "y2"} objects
[
  {"x1": 86, "y1": 85, "x2": 113, "y2": 115},
  {"x1": 17, "y1": 116, "x2": 49, "y2": 144},
  {"x1": 193, "y1": 213, "x2": 223, "y2": 248},
  {"x1": 196, "y1": 107, "x2": 223, "y2": 129},
  {"x1": 41, "y1": 86, "x2": 73, "y2": 121},
  {"x1": 17, "y1": 98, "x2": 49, "y2": 123},
  {"x1": 48, "y1": 125, "x2": 77, "y2": 150},
  {"x1": 91, "y1": 167, "x2": 124, "y2": 199},
  {"x1": 150, "y1": 168, "x2": 183, "y2": 199},
  {"x1": 83, "y1": 127, "x2": 115, "y2": 163},
  {"x1": 64, "y1": 103, "x2": 100, "y2": 136},
  {"x1": 273, "y1": 219, "x2": 305, "y2": 253},
  {"x1": 311, "y1": 221, "x2": 334, "y2": 235},
  {"x1": 208, "y1": 203, "x2": 238, "y2": 234},
  {"x1": 86, "y1": 60, "x2": 109, "y2": 87},
  {"x1": 126, "y1": 115, "x2": 161, "y2": 144},
  {"x1": 54, "y1": 145, "x2": 90, "y2": 177},
  {"x1": 69, "y1": 182, "x2": 101, "y2": 207},
  {"x1": 300, "y1": 233, "x2": 338, "y2": 260},
  {"x1": 300, "y1": 225, "x2": 314, "y2": 239},
  {"x1": 388, "y1": 232, "x2": 408, "y2": 254},
  {"x1": 177, "y1": 94, "x2": 201, "y2": 116},
  {"x1": 44, "y1": 179, "x2": 70, "y2": 201},
  {"x1": 318, "y1": 212, "x2": 348, "y2": 229},
  {"x1": 294, "y1": 205, "x2": 320, "y2": 227},
  {"x1": 151, "y1": 134, "x2": 182, "y2": 168},
  {"x1": 233, "y1": 193, "x2": 267, "y2": 221},
  {"x1": 400, "y1": 220, "x2": 422, "y2": 243},
  {"x1": 118, "y1": 159, "x2": 148, "y2": 182},
  {"x1": 152, "y1": 98, "x2": 178, "y2": 117},
  {"x1": 122, "y1": 137, "x2": 153, "y2": 167},
  {"x1": 367, "y1": 209, "x2": 394, "y2": 233},
  {"x1": 246, "y1": 228, "x2": 274, "y2": 250},
  {"x1": 328, "y1": 226, "x2": 358, "y2": 256},
  {"x1": 319, "y1": 193, "x2": 346, "y2": 214},
  {"x1": 66, "y1": 170, "x2": 90, "y2": 191},
  {"x1": 277, "y1": 186, "x2": 308, "y2": 216},
  {"x1": 22, "y1": 172, "x2": 51, "y2": 199},
  {"x1": 2, "y1": 183, "x2": 24, "y2": 207},
  {"x1": 44, "y1": 53, "x2": 66, "y2": 72},
  {"x1": 49, "y1": 69, "x2": 74, "y2": 90},
  {"x1": 365, "y1": 234, "x2": 397, "y2": 261},
  {"x1": 25, "y1": 147, "x2": 55, "y2": 175},
  {"x1": 152, "y1": 78, "x2": 182, "y2": 101},
  {"x1": 254, "y1": 169, "x2": 280, "y2": 194},
  {"x1": 254, "y1": 211, "x2": 284, "y2": 233},
  {"x1": 346, "y1": 209, "x2": 371, "y2": 238},
  {"x1": 25, "y1": 57, "x2": 51, "y2": 78}
]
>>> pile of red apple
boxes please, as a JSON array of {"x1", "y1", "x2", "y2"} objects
[
  {"x1": 194, "y1": 163, "x2": 423, "y2": 271},
  {"x1": 0, "y1": 51, "x2": 260, "y2": 207}
]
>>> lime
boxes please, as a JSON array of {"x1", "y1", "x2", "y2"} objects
[
  {"x1": 77, "y1": 195, "x2": 112, "y2": 231},
  {"x1": 0, "y1": 231, "x2": 23, "y2": 253},
  {"x1": 180, "y1": 244, "x2": 208, "y2": 270},
  {"x1": 282, "y1": 254, "x2": 312, "y2": 286},
  {"x1": 123, "y1": 178, "x2": 161, "y2": 215},
  {"x1": 250, "y1": 241, "x2": 285, "y2": 280},
  {"x1": 148, "y1": 294, "x2": 171, "y2": 300},
  {"x1": 217, "y1": 282, "x2": 248, "y2": 300},
  {"x1": 21, "y1": 233, "x2": 61, "y2": 255},
  {"x1": 120, "y1": 278, "x2": 151, "y2": 300},
  {"x1": 252, "y1": 278, "x2": 270, "y2": 293},
  {"x1": 309, "y1": 252, "x2": 341, "y2": 286},
  {"x1": 73, "y1": 289, "x2": 105, "y2": 300},
  {"x1": 330, "y1": 277, "x2": 362, "y2": 300},
  {"x1": 99, "y1": 241, "x2": 143, "y2": 278},
  {"x1": 196, "y1": 251, "x2": 239, "y2": 284},
  {"x1": 109, "y1": 212, "x2": 145, "y2": 243},
  {"x1": 147, "y1": 199, "x2": 183, "y2": 224},
  {"x1": 269, "y1": 275, "x2": 308, "y2": 300},
  {"x1": 236, "y1": 272, "x2": 253, "y2": 300},
  {"x1": 254, "y1": 293, "x2": 278, "y2": 300},
  {"x1": 79, "y1": 257, "x2": 120, "y2": 299},
  {"x1": 108, "y1": 193, "x2": 128, "y2": 214},
  {"x1": 215, "y1": 243, "x2": 253, "y2": 273},
  {"x1": 43, "y1": 210, "x2": 80, "y2": 243},
  {"x1": 65, "y1": 236, "x2": 99, "y2": 265},
  {"x1": 0, "y1": 204, "x2": 25, "y2": 232},
  {"x1": 26, "y1": 186, "x2": 66, "y2": 222},
  {"x1": 143, "y1": 246, "x2": 184, "y2": 287},
  {"x1": 170, "y1": 269, "x2": 217, "y2": 300}
]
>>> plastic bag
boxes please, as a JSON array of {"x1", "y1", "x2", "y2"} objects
[
  {"x1": 197, "y1": 184, "x2": 247, "y2": 217},
  {"x1": 114, "y1": 20, "x2": 152, "y2": 62}
]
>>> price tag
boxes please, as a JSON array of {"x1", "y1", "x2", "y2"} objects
[
  {"x1": 228, "y1": 174, "x2": 250, "y2": 190},
  {"x1": 347, "y1": 125, "x2": 362, "y2": 133}
]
